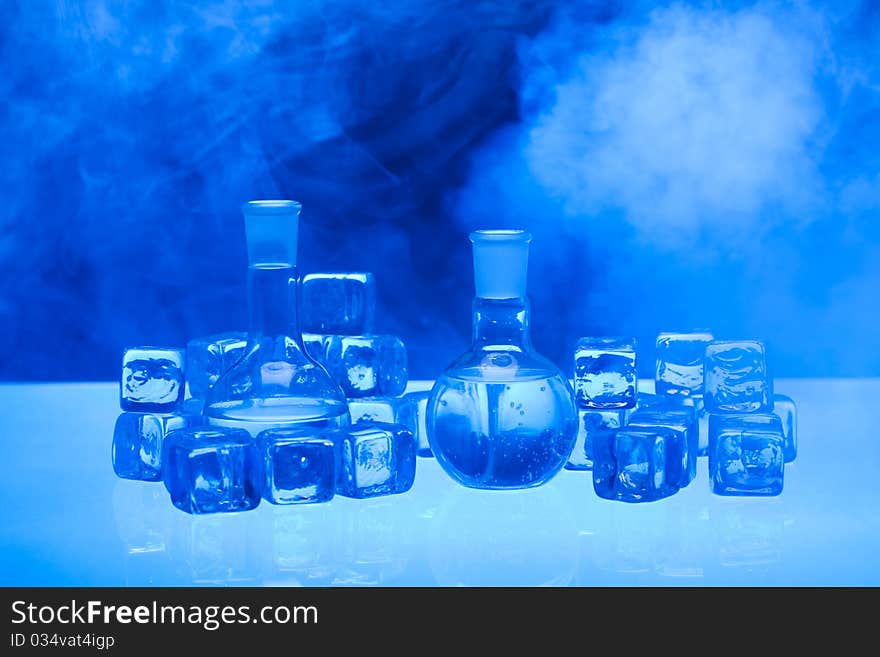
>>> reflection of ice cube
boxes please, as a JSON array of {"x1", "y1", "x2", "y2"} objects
[
  {"x1": 185, "y1": 333, "x2": 247, "y2": 399},
  {"x1": 324, "y1": 335, "x2": 407, "y2": 398},
  {"x1": 121, "y1": 347, "x2": 185, "y2": 412},
  {"x1": 172, "y1": 513, "x2": 261, "y2": 584},
  {"x1": 334, "y1": 496, "x2": 418, "y2": 585},
  {"x1": 338, "y1": 422, "x2": 416, "y2": 498},
  {"x1": 271, "y1": 505, "x2": 339, "y2": 582},
  {"x1": 713, "y1": 500, "x2": 784, "y2": 570},
  {"x1": 112, "y1": 480, "x2": 172, "y2": 554},
  {"x1": 656, "y1": 497, "x2": 710, "y2": 580},
  {"x1": 773, "y1": 394, "x2": 797, "y2": 462},
  {"x1": 301, "y1": 273, "x2": 376, "y2": 335},
  {"x1": 655, "y1": 331, "x2": 714, "y2": 398},
  {"x1": 709, "y1": 414, "x2": 784, "y2": 496},
  {"x1": 704, "y1": 341, "x2": 772, "y2": 413},
  {"x1": 566, "y1": 410, "x2": 624, "y2": 470},
  {"x1": 112, "y1": 481, "x2": 177, "y2": 585},
  {"x1": 112, "y1": 412, "x2": 192, "y2": 481},
  {"x1": 574, "y1": 337, "x2": 637, "y2": 409},
  {"x1": 592, "y1": 502, "x2": 669, "y2": 575}
]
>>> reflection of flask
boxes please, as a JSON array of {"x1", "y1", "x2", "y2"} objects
[
  {"x1": 426, "y1": 230, "x2": 577, "y2": 489},
  {"x1": 206, "y1": 200, "x2": 349, "y2": 436}
]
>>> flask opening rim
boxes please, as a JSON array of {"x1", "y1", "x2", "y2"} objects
[
  {"x1": 469, "y1": 229, "x2": 532, "y2": 243},
  {"x1": 242, "y1": 199, "x2": 302, "y2": 215}
]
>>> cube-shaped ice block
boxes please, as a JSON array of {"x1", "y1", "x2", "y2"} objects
[
  {"x1": 338, "y1": 422, "x2": 416, "y2": 499},
  {"x1": 163, "y1": 427, "x2": 260, "y2": 514},
  {"x1": 403, "y1": 390, "x2": 432, "y2": 457},
  {"x1": 121, "y1": 347, "x2": 185, "y2": 412},
  {"x1": 257, "y1": 428, "x2": 337, "y2": 505},
  {"x1": 301, "y1": 273, "x2": 376, "y2": 335},
  {"x1": 704, "y1": 340, "x2": 772, "y2": 413},
  {"x1": 302, "y1": 333, "x2": 328, "y2": 363},
  {"x1": 708, "y1": 414, "x2": 784, "y2": 496},
  {"x1": 593, "y1": 427, "x2": 681, "y2": 502},
  {"x1": 185, "y1": 333, "x2": 247, "y2": 399},
  {"x1": 324, "y1": 335, "x2": 408, "y2": 398},
  {"x1": 773, "y1": 394, "x2": 797, "y2": 463},
  {"x1": 655, "y1": 331, "x2": 714, "y2": 398},
  {"x1": 627, "y1": 407, "x2": 697, "y2": 486},
  {"x1": 112, "y1": 412, "x2": 193, "y2": 482},
  {"x1": 566, "y1": 410, "x2": 626, "y2": 470},
  {"x1": 574, "y1": 337, "x2": 637, "y2": 409}
]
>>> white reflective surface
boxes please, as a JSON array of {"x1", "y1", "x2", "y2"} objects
[{"x1": 0, "y1": 379, "x2": 877, "y2": 586}]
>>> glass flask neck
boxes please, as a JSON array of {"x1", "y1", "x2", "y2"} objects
[
  {"x1": 472, "y1": 297, "x2": 531, "y2": 351},
  {"x1": 248, "y1": 264, "x2": 304, "y2": 349}
]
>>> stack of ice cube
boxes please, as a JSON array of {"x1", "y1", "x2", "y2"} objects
[
  {"x1": 569, "y1": 332, "x2": 797, "y2": 501},
  {"x1": 113, "y1": 347, "x2": 198, "y2": 483},
  {"x1": 113, "y1": 270, "x2": 422, "y2": 514},
  {"x1": 571, "y1": 337, "x2": 688, "y2": 502},
  {"x1": 301, "y1": 272, "x2": 432, "y2": 459},
  {"x1": 570, "y1": 337, "x2": 637, "y2": 480},
  {"x1": 113, "y1": 343, "x2": 417, "y2": 512},
  {"x1": 302, "y1": 273, "x2": 407, "y2": 397},
  {"x1": 702, "y1": 339, "x2": 796, "y2": 496}
]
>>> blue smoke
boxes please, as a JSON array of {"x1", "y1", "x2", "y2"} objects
[
  {"x1": 1, "y1": 0, "x2": 878, "y2": 380},
  {"x1": 454, "y1": 0, "x2": 880, "y2": 376}
]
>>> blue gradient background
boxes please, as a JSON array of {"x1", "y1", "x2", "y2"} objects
[{"x1": 2, "y1": 0, "x2": 879, "y2": 381}]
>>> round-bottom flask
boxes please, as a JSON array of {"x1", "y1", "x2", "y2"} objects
[{"x1": 427, "y1": 230, "x2": 577, "y2": 489}]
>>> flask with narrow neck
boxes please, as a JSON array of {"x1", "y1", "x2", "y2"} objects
[
  {"x1": 426, "y1": 230, "x2": 577, "y2": 489},
  {"x1": 205, "y1": 200, "x2": 350, "y2": 436}
]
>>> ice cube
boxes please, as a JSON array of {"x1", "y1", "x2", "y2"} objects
[
  {"x1": 627, "y1": 407, "x2": 697, "y2": 486},
  {"x1": 112, "y1": 412, "x2": 194, "y2": 481},
  {"x1": 593, "y1": 427, "x2": 681, "y2": 502},
  {"x1": 185, "y1": 333, "x2": 247, "y2": 399},
  {"x1": 655, "y1": 331, "x2": 714, "y2": 398},
  {"x1": 773, "y1": 394, "x2": 797, "y2": 462},
  {"x1": 703, "y1": 340, "x2": 772, "y2": 413},
  {"x1": 573, "y1": 337, "x2": 637, "y2": 409},
  {"x1": 565, "y1": 410, "x2": 625, "y2": 471},
  {"x1": 324, "y1": 335, "x2": 408, "y2": 398},
  {"x1": 403, "y1": 390, "x2": 432, "y2": 457},
  {"x1": 338, "y1": 422, "x2": 416, "y2": 499},
  {"x1": 301, "y1": 272, "x2": 376, "y2": 335},
  {"x1": 257, "y1": 428, "x2": 337, "y2": 505},
  {"x1": 637, "y1": 392, "x2": 707, "y2": 456},
  {"x1": 163, "y1": 427, "x2": 261, "y2": 514},
  {"x1": 121, "y1": 347, "x2": 185, "y2": 412},
  {"x1": 708, "y1": 414, "x2": 784, "y2": 496},
  {"x1": 348, "y1": 396, "x2": 407, "y2": 426}
]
